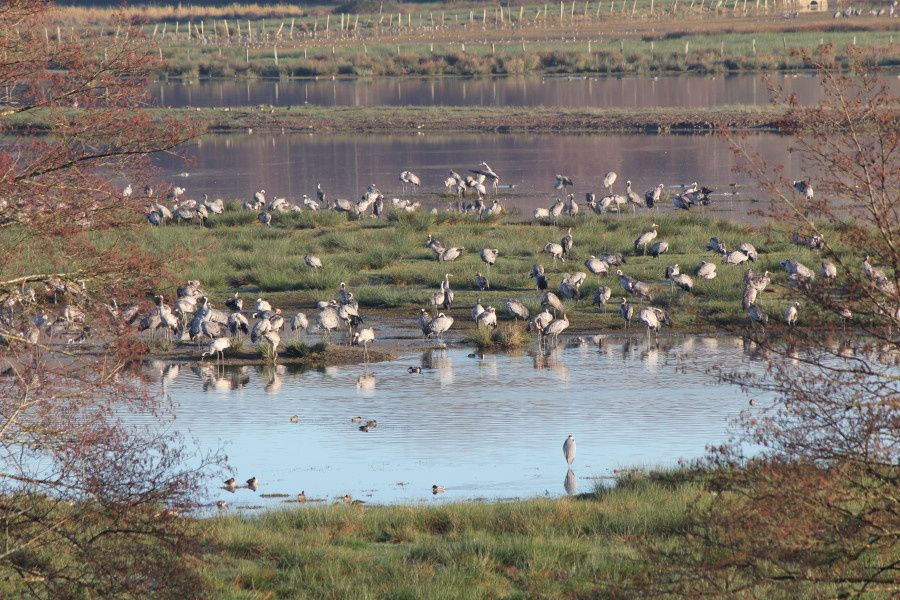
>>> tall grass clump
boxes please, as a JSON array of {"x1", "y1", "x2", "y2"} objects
[{"x1": 464, "y1": 323, "x2": 528, "y2": 351}]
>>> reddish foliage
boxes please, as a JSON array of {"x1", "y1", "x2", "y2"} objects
[
  {"x1": 619, "y1": 50, "x2": 898, "y2": 599},
  {"x1": 0, "y1": 1, "x2": 215, "y2": 597}
]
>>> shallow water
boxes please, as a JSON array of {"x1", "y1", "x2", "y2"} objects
[
  {"x1": 155, "y1": 131, "x2": 798, "y2": 216},
  {"x1": 142, "y1": 336, "x2": 767, "y2": 508},
  {"x1": 151, "y1": 73, "x2": 900, "y2": 109}
]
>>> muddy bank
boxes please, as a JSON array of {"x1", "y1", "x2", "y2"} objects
[
  {"x1": 145, "y1": 342, "x2": 397, "y2": 369},
  {"x1": 7, "y1": 105, "x2": 794, "y2": 136},
  {"x1": 197, "y1": 105, "x2": 789, "y2": 134}
]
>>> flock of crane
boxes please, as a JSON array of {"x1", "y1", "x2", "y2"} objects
[
  {"x1": 141, "y1": 161, "x2": 772, "y2": 228},
  {"x1": 123, "y1": 216, "x2": 893, "y2": 368},
  {"x1": 8, "y1": 161, "x2": 896, "y2": 368}
]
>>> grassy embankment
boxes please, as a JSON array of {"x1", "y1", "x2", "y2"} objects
[
  {"x1": 138, "y1": 209, "x2": 857, "y2": 336},
  {"x1": 198, "y1": 470, "x2": 705, "y2": 599},
  {"x1": 50, "y1": 2, "x2": 900, "y2": 78},
  {"x1": 6, "y1": 104, "x2": 793, "y2": 135}
]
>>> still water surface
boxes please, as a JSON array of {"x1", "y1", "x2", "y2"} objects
[
  {"x1": 143, "y1": 337, "x2": 766, "y2": 508},
  {"x1": 157, "y1": 131, "x2": 797, "y2": 214},
  {"x1": 151, "y1": 73, "x2": 900, "y2": 108}
]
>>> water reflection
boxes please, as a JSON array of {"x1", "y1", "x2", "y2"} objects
[
  {"x1": 139, "y1": 336, "x2": 767, "y2": 507},
  {"x1": 151, "y1": 73, "x2": 900, "y2": 109},
  {"x1": 564, "y1": 469, "x2": 577, "y2": 496}
]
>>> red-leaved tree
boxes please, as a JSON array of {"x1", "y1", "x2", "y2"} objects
[
  {"x1": 623, "y1": 49, "x2": 898, "y2": 599},
  {"x1": 0, "y1": 1, "x2": 215, "y2": 597}
]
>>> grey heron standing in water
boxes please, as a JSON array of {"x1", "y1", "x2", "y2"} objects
[{"x1": 563, "y1": 435, "x2": 576, "y2": 465}]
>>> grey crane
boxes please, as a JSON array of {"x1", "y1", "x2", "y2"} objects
[
  {"x1": 351, "y1": 327, "x2": 376, "y2": 362},
  {"x1": 723, "y1": 250, "x2": 749, "y2": 266},
  {"x1": 439, "y1": 247, "x2": 463, "y2": 262},
  {"x1": 302, "y1": 195, "x2": 320, "y2": 211},
  {"x1": 549, "y1": 198, "x2": 565, "y2": 222},
  {"x1": 620, "y1": 297, "x2": 634, "y2": 331},
  {"x1": 225, "y1": 293, "x2": 243, "y2": 312},
  {"x1": 634, "y1": 224, "x2": 658, "y2": 255},
  {"x1": 744, "y1": 269, "x2": 771, "y2": 292},
  {"x1": 544, "y1": 242, "x2": 565, "y2": 263},
  {"x1": 564, "y1": 194, "x2": 579, "y2": 217},
  {"x1": 474, "y1": 272, "x2": 489, "y2": 292},
  {"x1": 600, "y1": 252, "x2": 625, "y2": 266},
  {"x1": 561, "y1": 227, "x2": 574, "y2": 258},
  {"x1": 541, "y1": 291, "x2": 565, "y2": 315},
  {"x1": 201, "y1": 337, "x2": 232, "y2": 366},
  {"x1": 476, "y1": 306, "x2": 497, "y2": 329},
  {"x1": 305, "y1": 254, "x2": 323, "y2": 269},
  {"x1": 250, "y1": 316, "x2": 272, "y2": 343},
  {"x1": 227, "y1": 312, "x2": 249, "y2": 338},
  {"x1": 792, "y1": 180, "x2": 814, "y2": 199},
  {"x1": 316, "y1": 183, "x2": 326, "y2": 204},
  {"x1": 505, "y1": 298, "x2": 529, "y2": 321},
  {"x1": 317, "y1": 301, "x2": 341, "y2": 340},
  {"x1": 399, "y1": 170, "x2": 421, "y2": 193},
  {"x1": 820, "y1": 261, "x2": 838, "y2": 279},
  {"x1": 471, "y1": 298, "x2": 485, "y2": 321},
  {"x1": 563, "y1": 435, "x2": 576, "y2": 465},
  {"x1": 781, "y1": 259, "x2": 815, "y2": 281},
  {"x1": 742, "y1": 283, "x2": 758, "y2": 310},
  {"x1": 593, "y1": 286, "x2": 612, "y2": 306},
  {"x1": 645, "y1": 183, "x2": 664, "y2": 208},
  {"x1": 558, "y1": 274, "x2": 581, "y2": 300},
  {"x1": 290, "y1": 312, "x2": 309, "y2": 336},
  {"x1": 707, "y1": 237, "x2": 727, "y2": 254},
  {"x1": 649, "y1": 241, "x2": 669, "y2": 258},
  {"x1": 862, "y1": 255, "x2": 887, "y2": 283},
  {"x1": 624, "y1": 180, "x2": 644, "y2": 212},
  {"x1": 480, "y1": 248, "x2": 499, "y2": 274},
  {"x1": 784, "y1": 302, "x2": 800, "y2": 327},
  {"x1": 426, "y1": 312, "x2": 454, "y2": 343},
  {"x1": 694, "y1": 261, "x2": 717, "y2": 280},
  {"x1": 261, "y1": 330, "x2": 280, "y2": 363},
  {"x1": 554, "y1": 174, "x2": 574, "y2": 190},
  {"x1": 417, "y1": 308, "x2": 432, "y2": 336},
  {"x1": 616, "y1": 270, "x2": 653, "y2": 303},
  {"x1": 471, "y1": 162, "x2": 500, "y2": 194},
  {"x1": 747, "y1": 304, "x2": 769, "y2": 327},
  {"x1": 638, "y1": 306, "x2": 662, "y2": 339},
  {"x1": 542, "y1": 313, "x2": 569, "y2": 344},
  {"x1": 602, "y1": 171, "x2": 617, "y2": 192},
  {"x1": 584, "y1": 255, "x2": 609, "y2": 279},
  {"x1": 528, "y1": 309, "x2": 554, "y2": 334},
  {"x1": 203, "y1": 194, "x2": 224, "y2": 215},
  {"x1": 737, "y1": 242, "x2": 758, "y2": 262},
  {"x1": 667, "y1": 266, "x2": 694, "y2": 292}
]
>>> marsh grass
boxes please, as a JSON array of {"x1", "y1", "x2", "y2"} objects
[
  {"x1": 109, "y1": 209, "x2": 855, "y2": 331},
  {"x1": 282, "y1": 340, "x2": 327, "y2": 358},
  {"x1": 464, "y1": 322, "x2": 528, "y2": 350},
  {"x1": 257, "y1": 341, "x2": 277, "y2": 361},
  {"x1": 199, "y1": 469, "x2": 706, "y2": 599}
]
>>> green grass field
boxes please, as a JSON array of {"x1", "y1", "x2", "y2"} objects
[
  {"x1": 200, "y1": 470, "x2": 704, "y2": 599},
  {"x1": 50, "y1": 2, "x2": 900, "y2": 78},
  {"x1": 136, "y1": 208, "x2": 852, "y2": 333}
]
